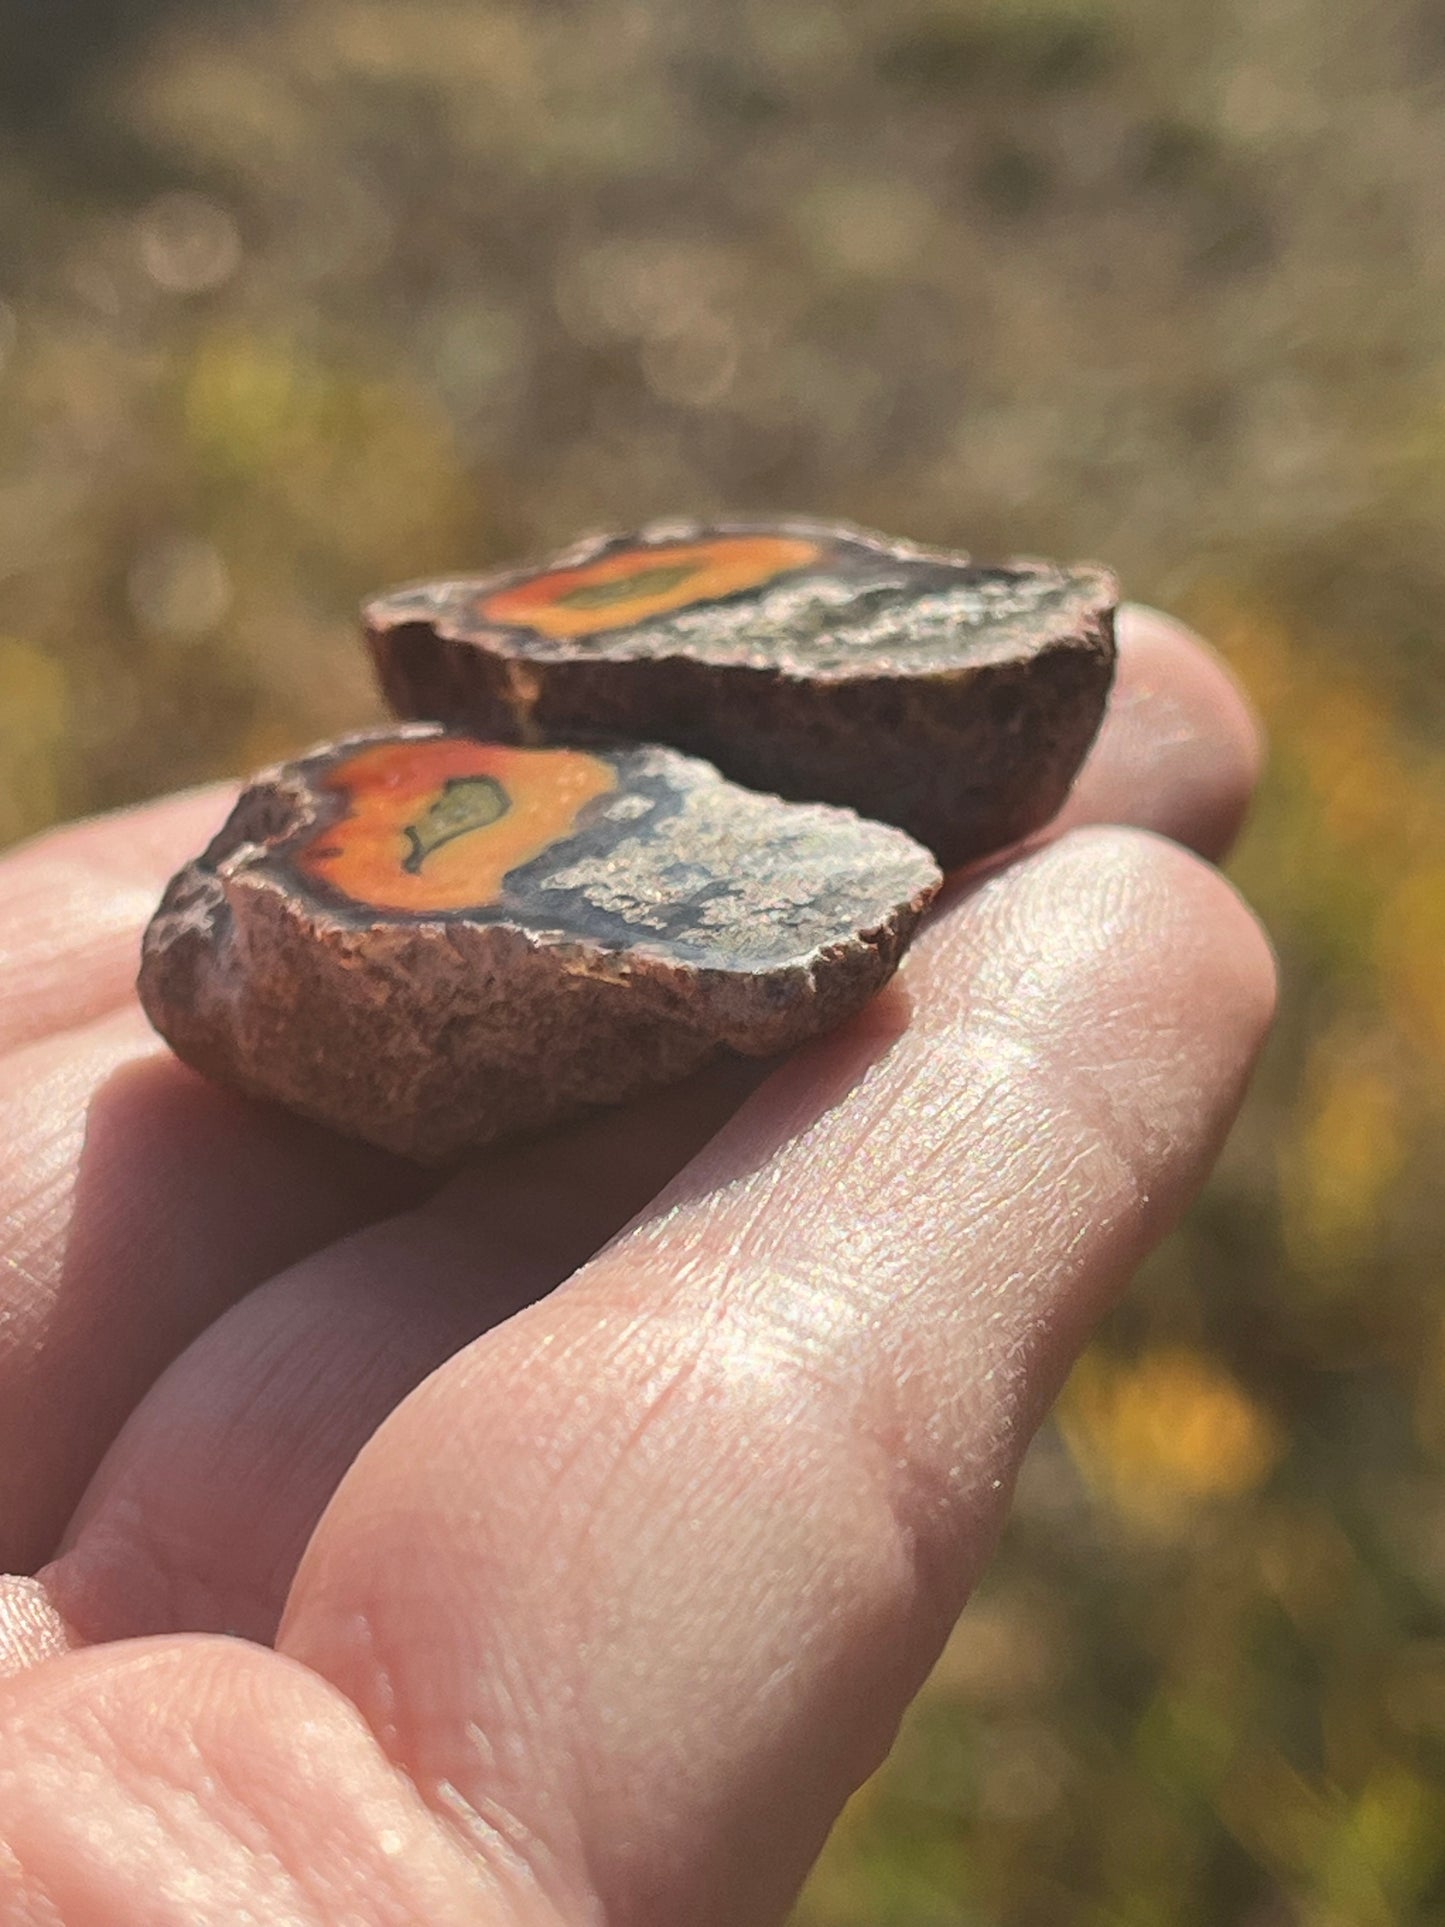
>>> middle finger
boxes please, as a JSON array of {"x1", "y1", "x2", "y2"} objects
[{"x1": 0, "y1": 1008, "x2": 429, "y2": 1572}]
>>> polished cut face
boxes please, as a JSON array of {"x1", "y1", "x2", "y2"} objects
[
  {"x1": 477, "y1": 533, "x2": 823, "y2": 640},
  {"x1": 295, "y1": 737, "x2": 616, "y2": 913}
]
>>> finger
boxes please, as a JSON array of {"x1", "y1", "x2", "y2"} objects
[
  {"x1": 44, "y1": 1056, "x2": 768, "y2": 1648},
  {"x1": 42, "y1": 608, "x2": 1267, "y2": 1651},
  {"x1": 1055, "y1": 606, "x2": 1263, "y2": 858},
  {"x1": 0, "y1": 1578, "x2": 71, "y2": 1681},
  {"x1": 0, "y1": 783, "x2": 436, "y2": 1577},
  {"x1": 0, "y1": 1007, "x2": 428, "y2": 1573},
  {"x1": 0, "y1": 785, "x2": 235, "y2": 1057},
  {"x1": 0, "y1": 1637, "x2": 515, "y2": 1925},
  {"x1": 277, "y1": 829, "x2": 1275, "y2": 1927}
]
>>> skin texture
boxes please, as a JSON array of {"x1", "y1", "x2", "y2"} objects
[{"x1": 0, "y1": 608, "x2": 1271, "y2": 1927}]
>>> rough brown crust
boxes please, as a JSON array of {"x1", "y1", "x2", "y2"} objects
[
  {"x1": 365, "y1": 518, "x2": 1118, "y2": 870},
  {"x1": 138, "y1": 725, "x2": 941, "y2": 1163}
]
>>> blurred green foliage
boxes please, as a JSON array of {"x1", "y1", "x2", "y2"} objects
[{"x1": 3, "y1": 0, "x2": 1444, "y2": 1919}]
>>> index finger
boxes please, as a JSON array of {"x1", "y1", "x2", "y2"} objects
[{"x1": 0, "y1": 785, "x2": 236, "y2": 1058}]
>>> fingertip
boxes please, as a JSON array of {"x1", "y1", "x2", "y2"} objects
[
  {"x1": 1123, "y1": 603, "x2": 1267, "y2": 779},
  {"x1": 1058, "y1": 605, "x2": 1266, "y2": 861},
  {"x1": 1049, "y1": 821, "x2": 1279, "y2": 1065}
]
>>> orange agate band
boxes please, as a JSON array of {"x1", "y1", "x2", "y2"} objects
[
  {"x1": 479, "y1": 534, "x2": 821, "y2": 640},
  {"x1": 296, "y1": 739, "x2": 616, "y2": 914}
]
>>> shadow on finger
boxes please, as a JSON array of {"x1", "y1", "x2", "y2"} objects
[
  {"x1": 44, "y1": 1054, "x2": 769, "y2": 1647},
  {"x1": 0, "y1": 1033, "x2": 431, "y2": 1575}
]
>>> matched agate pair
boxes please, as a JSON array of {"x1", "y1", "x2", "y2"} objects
[{"x1": 139, "y1": 521, "x2": 1117, "y2": 1160}]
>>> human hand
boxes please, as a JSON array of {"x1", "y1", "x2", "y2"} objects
[{"x1": 0, "y1": 609, "x2": 1273, "y2": 1926}]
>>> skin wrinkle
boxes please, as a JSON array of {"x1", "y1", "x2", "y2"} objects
[
  {"x1": 0, "y1": 865, "x2": 158, "y2": 1043},
  {"x1": 764, "y1": 1067, "x2": 1007, "y2": 1257},
  {"x1": 0, "y1": 1643, "x2": 519, "y2": 1927},
  {"x1": 732, "y1": 1238, "x2": 1035, "y2": 1515},
  {"x1": 185, "y1": 1676, "x2": 389, "y2": 1918},
  {"x1": 295, "y1": 1301, "x2": 927, "y2": 1913},
  {"x1": 0, "y1": 1021, "x2": 432, "y2": 1571},
  {"x1": 119, "y1": 1753, "x2": 300, "y2": 1917},
  {"x1": 363, "y1": 1602, "x2": 590, "y2": 1921},
  {"x1": 869, "y1": 878, "x2": 1224, "y2": 1255},
  {"x1": 6, "y1": 1736, "x2": 262, "y2": 1923},
  {"x1": 837, "y1": 1088, "x2": 1079, "y2": 1275},
  {"x1": 520, "y1": 1355, "x2": 930, "y2": 1907},
  {"x1": 0, "y1": 1580, "x2": 73, "y2": 1686},
  {"x1": 52, "y1": 1218, "x2": 530, "y2": 1644},
  {"x1": 1063, "y1": 1022, "x2": 1203, "y2": 1177},
  {"x1": 295, "y1": 1546, "x2": 578, "y2": 1886},
  {"x1": 697, "y1": 1263, "x2": 1017, "y2": 1573},
  {"x1": 846, "y1": 1170, "x2": 1189, "y2": 1527},
  {"x1": 651, "y1": 1045, "x2": 1104, "y2": 1326},
  {"x1": 439, "y1": 1775, "x2": 600, "y2": 1927},
  {"x1": 603, "y1": 1295, "x2": 901, "y2": 1542},
  {"x1": 620, "y1": 1286, "x2": 961, "y2": 1615},
  {"x1": 435, "y1": 1331, "x2": 722, "y2": 1729},
  {"x1": 664, "y1": 844, "x2": 1165, "y2": 1288},
  {"x1": 0, "y1": 1832, "x2": 70, "y2": 1927},
  {"x1": 541, "y1": 1334, "x2": 755, "y2": 1709},
  {"x1": 570, "y1": 1343, "x2": 718, "y2": 1568}
]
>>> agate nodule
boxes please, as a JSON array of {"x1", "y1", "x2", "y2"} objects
[
  {"x1": 365, "y1": 519, "x2": 1118, "y2": 869},
  {"x1": 138, "y1": 727, "x2": 941, "y2": 1162}
]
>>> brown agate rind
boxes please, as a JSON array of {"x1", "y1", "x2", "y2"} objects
[
  {"x1": 364, "y1": 518, "x2": 1118, "y2": 870},
  {"x1": 138, "y1": 726, "x2": 941, "y2": 1163}
]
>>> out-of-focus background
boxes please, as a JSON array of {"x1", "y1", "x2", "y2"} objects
[{"x1": 3, "y1": 0, "x2": 1443, "y2": 1917}]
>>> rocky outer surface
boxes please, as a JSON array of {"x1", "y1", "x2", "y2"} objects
[
  {"x1": 365, "y1": 518, "x2": 1118, "y2": 870},
  {"x1": 138, "y1": 725, "x2": 941, "y2": 1163}
]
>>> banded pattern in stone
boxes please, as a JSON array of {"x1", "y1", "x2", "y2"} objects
[{"x1": 138, "y1": 725, "x2": 941, "y2": 1162}]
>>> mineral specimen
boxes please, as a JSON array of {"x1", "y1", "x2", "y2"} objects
[
  {"x1": 364, "y1": 518, "x2": 1117, "y2": 869},
  {"x1": 138, "y1": 726, "x2": 941, "y2": 1162}
]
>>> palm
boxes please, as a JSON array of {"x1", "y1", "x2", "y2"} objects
[{"x1": 0, "y1": 611, "x2": 1272, "y2": 1927}]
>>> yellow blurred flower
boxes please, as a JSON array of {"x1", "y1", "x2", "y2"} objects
[{"x1": 1060, "y1": 1345, "x2": 1284, "y2": 1530}]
